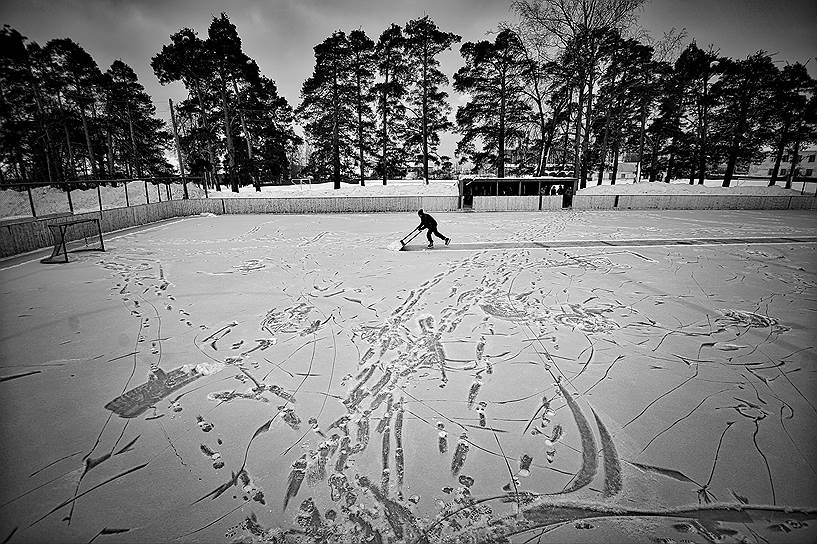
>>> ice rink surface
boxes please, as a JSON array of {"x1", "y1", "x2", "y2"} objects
[{"x1": 1, "y1": 209, "x2": 816, "y2": 543}]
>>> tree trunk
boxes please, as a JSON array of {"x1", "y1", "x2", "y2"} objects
[
  {"x1": 786, "y1": 137, "x2": 801, "y2": 190},
  {"x1": 26, "y1": 61, "x2": 55, "y2": 183},
  {"x1": 356, "y1": 59, "x2": 365, "y2": 186},
  {"x1": 332, "y1": 56, "x2": 341, "y2": 190},
  {"x1": 610, "y1": 140, "x2": 620, "y2": 185},
  {"x1": 193, "y1": 81, "x2": 219, "y2": 191},
  {"x1": 580, "y1": 70, "x2": 594, "y2": 189},
  {"x1": 698, "y1": 74, "x2": 709, "y2": 184},
  {"x1": 636, "y1": 103, "x2": 647, "y2": 182},
  {"x1": 542, "y1": 119, "x2": 557, "y2": 176},
  {"x1": 381, "y1": 61, "x2": 389, "y2": 185},
  {"x1": 597, "y1": 111, "x2": 611, "y2": 185},
  {"x1": 232, "y1": 79, "x2": 258, "y2": 191},
  {"x1": 666, "y1": 146, "x2": 676, "y2": 183},
  {"x1": 64, "y1": 124, "x2": 76, "y2": 180},
  {"x1": 105, "y1": 102, "x2": 114, "y2": 177},
  {"x1": 562, "y1": 86, "x2": 572, "y2": 164},
  {"x1": 220, "y1": 77, "x2": 237, "y2": 193},
  {"x1": 573, "y1": 80, "x2": 584, "y2": 194},
  {"x1": 723, "y1": 100, "x2": 749, "y2": 187},
  {"x1": 769, "y1": 115, "x2": 791, "y2": 186},
  {"x1": 15, "y1": 148, "x2": 28, "y2": 182},
  {"x1": 106, "y1": 128, "x2": 114, "y2": 177},
  {"x1": 421, "y1": 44, "x2": 429, "y2": 183},
  {"x1": 649, "y1": 129, "x2": 660, "y2": 182},
  {"x1": 498, "y1": 70, "x2": 506, "y2": 178},
  {"x1": 78, "y1": 104, "x2": 96, "y2": 178},
  {"x1": 126, "y1": 105, "x2": 140, "y2": 177},
  {"x1": 531, "y1": 75, "x2": 547, "y2": 176}
]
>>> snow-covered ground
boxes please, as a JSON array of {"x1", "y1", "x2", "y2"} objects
[{"x1": 1, "y1": 210, "x2": 816, "y2": 543}]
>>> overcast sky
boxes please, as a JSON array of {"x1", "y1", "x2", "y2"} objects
[{"x1": 2, "y1": 0, "x2": 816, "y2": 158}]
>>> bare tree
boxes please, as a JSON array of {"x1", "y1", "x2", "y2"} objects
[{"x1": 512, "y1": 0, "x2": 646, "y2": 192}]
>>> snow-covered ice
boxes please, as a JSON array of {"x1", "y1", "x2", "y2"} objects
[{"x1": 1, "y1": 209, "x2": 816, "y2": 543}]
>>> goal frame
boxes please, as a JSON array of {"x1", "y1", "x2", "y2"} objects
[{"x1": 40, "y1": 217, "x2": 105, "y2": 264}]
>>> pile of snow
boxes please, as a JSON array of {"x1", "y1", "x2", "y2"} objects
[
  {"x1": 0, "y1": 181, "x2": 206, "y2": 221},
  {"x1": 206, "y1": 179, "x2": 459, "y2": 199},
  {"x1": 578, "y1": 180, "x2": 806, "y2": 196}
]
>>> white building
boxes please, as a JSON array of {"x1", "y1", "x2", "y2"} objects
[{"x1": 747, "y1": 148, "x2": 817, "y2": 180}]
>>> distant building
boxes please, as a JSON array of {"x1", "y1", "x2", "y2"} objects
[{"x1": 747, "y1": 148, "x2": 817, "y2": 180}]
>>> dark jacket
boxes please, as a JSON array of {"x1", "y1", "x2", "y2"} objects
[{"x1": 418, "y1": 212, "x2": 437, "y2": 230}]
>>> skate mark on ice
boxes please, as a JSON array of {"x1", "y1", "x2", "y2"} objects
[
  {"x1": 639, "y1": 388, "x2": 732, "y2": 455},
  {"x1": 28, "y1": 450, "x2": 83, "y2": 478},
  {"x1": 86, "y1": 527, "x2": 131, "y2": 543},
  {"x1": 558, "y1": 382, "x2": 597, "y2": 494},
  {"x1": 697, "y1": 420, "x2": 736, "y2": 503},
  {"x1": 0, "y1": 370, "x2": 42, "y2": 383},
  {"x1": 622, "y1": 360, "x2": 700, "y2": 429},
  {"x1": 591, "y1": 408, "x2": 621, "y2": 498},
  {"x1": 28, "y1": 462, "x2": 149, "y2": 527},
  {"x1": 113, "y1": 434, "x2": 141, "y2": 456}
]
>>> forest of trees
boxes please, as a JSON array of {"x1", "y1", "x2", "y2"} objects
[{"x1": 2, "y1": 0, "x2": 816, "y2": 193}]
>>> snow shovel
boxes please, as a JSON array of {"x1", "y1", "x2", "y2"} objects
[{"x1": 400, "y1": 227, "x2": 422, "y2": 247}]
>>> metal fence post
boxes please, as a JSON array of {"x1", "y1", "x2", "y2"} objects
[
  {"x1": 27, "y1": 185, "x2": 36, "y2": 218},
  {"x1": 67, "y1": 186, "x2": 74, "y2": 213},
  {"x1": 124, "y1": 181, "x2": 129, "y2": 207},
  {"x1": 97, "y1": 183, "x2": 103, "y2": 212},
  {"x1": 145, "y1": 180, "x2": 149, "y2": 204}
]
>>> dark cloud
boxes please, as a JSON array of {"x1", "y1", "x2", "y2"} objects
[{"x1": 3, "y1": 0, "x2": 814, "y2": 157}]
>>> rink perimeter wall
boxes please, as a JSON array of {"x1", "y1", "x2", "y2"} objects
[
  {"x1": 2, "y1": 194, "x2": 815, "y2": 259},
  {"x1": 0, "y1": 196, "x2": 457, "y2": 258}
]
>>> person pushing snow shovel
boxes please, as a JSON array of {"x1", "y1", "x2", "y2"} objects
[{"x1": 416, "y1": 209, "x2": 450, "y2": 249}]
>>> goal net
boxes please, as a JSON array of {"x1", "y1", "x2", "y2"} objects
[{"x1": 41, "y1": 218, "x2": 105, "y2": 264}]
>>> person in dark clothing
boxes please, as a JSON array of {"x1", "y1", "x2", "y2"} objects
[{"x1": 417, "y1": 209, "x2": 450, "y2": 248}]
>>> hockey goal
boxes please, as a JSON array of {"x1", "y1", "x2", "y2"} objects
[{"x1": 41, "y1": 217, "x2": 105, "y2": 264}]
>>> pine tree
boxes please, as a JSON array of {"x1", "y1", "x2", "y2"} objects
[
  {"x1": 296, "y1": 31, "x2": 357, "y2": 189},
  {"x1": 42, "y1": 38, "x2": 103, "y2": 178},
  {"x1": 152, "y1": 28, "x2": 219, "y2": 188},
  {"x1": 0, "y1": 26, "x2": 51, "y2": 183},
  {"x1": 404, "y1": 16, "x2": 460, "y2": 182},
  {"x1": 767, "y1": 63, "x2": 815, "y2": 186},
  {"x1": 710, "y1": 52, "x2": 777, "y2": 187},
  {"x1": 103, "y1": 60, "x2": 171, "y2": 177},
  {"x1": 348, "y1": 30, "x2": 376, "y2": 186},
  {"x1": 241, "y1": 75, "x2": 300, "y2": 184},
  {"x1": 373, "y1": 24, "x2": 411, "y2": 184},
  {"x1": 206, "y1": 13, "x2": 253, "y2": 192},
  {"x1": 454, "y1": 29, "x2": 531, "y2": 178}
]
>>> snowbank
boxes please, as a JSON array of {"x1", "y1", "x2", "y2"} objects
[
  {"x1": 578, "y1": 180, "x2": 806, "y2": 196},
  {"x1": 206, "y1": 179, "x2": 459, "y2": 198}
]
